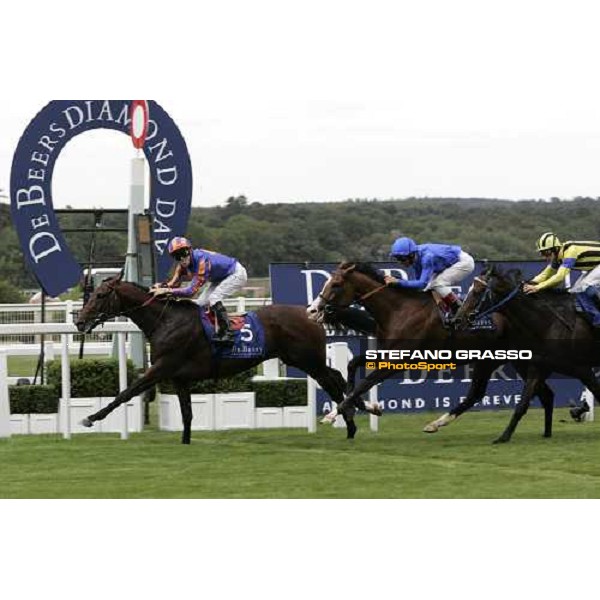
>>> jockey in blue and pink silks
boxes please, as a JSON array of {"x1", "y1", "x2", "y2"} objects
[
  {"x1": 384, "y1": 236, "x2": 475, "y2": 324},
  {"x1": 151, "y1": 236, "x2": 248, "y2": 344}
]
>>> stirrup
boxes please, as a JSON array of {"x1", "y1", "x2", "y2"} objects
[{"x1": 213, "y1": 330, "x2": 235, "y2": 345}]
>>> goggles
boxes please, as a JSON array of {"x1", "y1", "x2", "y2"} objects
[{"x1": 172, "y1": 248, "x2": 191, "y2": 261}]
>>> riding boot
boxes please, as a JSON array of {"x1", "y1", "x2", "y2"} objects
[
  {"x1": 441, "y1": 292, "x2": 462, "y2": 326},
  {"x1": 212, "y1": 301, "x2": 235, "y2": 345}
]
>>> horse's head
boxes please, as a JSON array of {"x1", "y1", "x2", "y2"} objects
[
  {"x1": 75, "y1": 271, "x2": 125, "y2": 333},
  {"x1": 454, "y1": 265, "x2": 521, "y2": 330},
  {"x1": 306, "y1": 263, "x2": 359, "y2": 323}
]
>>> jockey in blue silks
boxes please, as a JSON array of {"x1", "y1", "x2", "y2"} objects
[{"x1": 385, "y1": 237, "x2": 475, "y2": 323}]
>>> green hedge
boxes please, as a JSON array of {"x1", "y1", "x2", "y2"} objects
[
  {"x1": 46, "y1": 358, "x2": 137, "y2": 398},
  {"x1": 9, "y1": 385, "x2": 59, "y2": 414},
  {"x1": 159, "y1": 370, "x2": 307, "y2": 407},
  {"x1": 253, "y1": 379, "x2": 307, "y2": 407},
  {"x1": 159, "y1": 369, "x2": 255, "y2": 395}
]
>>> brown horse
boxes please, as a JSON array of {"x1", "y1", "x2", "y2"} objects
[
  {"x1": 307, "y1": 261, "x2": 599, "y2": 441},
  {"x1": 75, "y1": 273, "x2": 365, "y2": 443}
]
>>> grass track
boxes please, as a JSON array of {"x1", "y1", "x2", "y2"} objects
[{"x1": 2, "y1": 408, "x2": 600, "y2": 498}]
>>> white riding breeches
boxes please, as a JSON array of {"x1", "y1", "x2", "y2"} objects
[
  {"x1": 194, "y1": 263, "x2": 248, "y2": 307},
  {"x1": 425, "y1": 251, "x2": 475, "y2": 297},
  {"x1": 569, "y1": 264, "x2": 600, "y2": 293}
]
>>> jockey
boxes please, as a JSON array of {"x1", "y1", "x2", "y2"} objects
[
  {"x1": 384, "y1": 236, "x2": 475, "y2": 323},
  {"x1": 523, "y1": 232, "x2": 600, "y2": 326},
  {"x1": 152, "y1": 236, "x2": 248, "y2": 344}
]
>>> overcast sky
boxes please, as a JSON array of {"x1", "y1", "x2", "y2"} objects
[{"x1": 3, "y1": 0, "x2": 600, "y2": 211}]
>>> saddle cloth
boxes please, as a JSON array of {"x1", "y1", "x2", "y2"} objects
[
  {"x1": 199, "y1": 309, "x2": 267, "y2": 358},
  {"x1": 466, "y1": 315, "x2": 496, "y2": 331}
]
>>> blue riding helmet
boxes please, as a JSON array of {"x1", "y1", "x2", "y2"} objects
[{"x1": 390, "y1": 237, "x2": 417, "y2": 258}]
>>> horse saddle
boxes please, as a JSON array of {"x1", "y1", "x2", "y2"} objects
[
  {"x1": 574, "y1": 292, "x2": 600, "y2": 327},
  {"x1": 203, "y1": 311, "x2": 246, "y2": 331}
]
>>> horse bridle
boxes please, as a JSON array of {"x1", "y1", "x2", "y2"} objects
[
  {"x1": 467, "y1": 275, "x2": 522, "y2": 321},
  {"x1": 82, "y1": 283, "x2": 165, "y2": 332},
  {"x1": 318, "y1": 271, "x2": 388, "y2": 311}
]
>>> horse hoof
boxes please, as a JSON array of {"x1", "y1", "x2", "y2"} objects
[
  {"x1": 492, "y1": 437, "x2": 508, "y2": 444},
  {"x1": 370, "y1": 402, "x2": 383, "y2": 417},
  {"x1": 320, "y1": 410, "x2": 338, "y2": 425},
  {"x1": 80, "y1": 418, "x2": 94, "y2": 428},
  {"x1": 423, "y1": 423, "x2": 439, "y2": 433}
]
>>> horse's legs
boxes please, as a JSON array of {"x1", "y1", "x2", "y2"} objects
[
  {"x1": 493, "y1": 367, "x2": 550, "y2": 444},
  {"x1": 570, "y1": 368, "x2": 600, "y2": 420},
  {"x1": 534, "y1": 381, "x2": 554, "y2": 438},
  {"x1": 311, "y1": 366, "x2": 357, "y2": 439},
  {"x1": 423, "y1": 360, "x2": 498, "y2": 433},
  {"x1": 337, "y1": 368, "x2": 392, "y2": 421},
  {"x1": 346, "y1": 355, "x2": 366, "y2": 395},
  {"x1": 174, "y1": 382, "x2": 193, "y2": 445},
  {"x1": 81, "y1": 362, "x2": 166, "y2": 426}
]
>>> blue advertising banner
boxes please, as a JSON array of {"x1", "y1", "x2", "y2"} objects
[
  {"x1": 270, "y1": 261, "x2": 586, "y2": 414},
  {"x1": 10, "y1": 100, "x2": 193, "y2": 296}
]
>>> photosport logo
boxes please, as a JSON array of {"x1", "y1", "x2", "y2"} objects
[
  {"x1": 363, "y1": 349, "x2": 533, "y2": 375},
  {"x1": 10, "y1": 100, "x2": 193, "y2": 296}
]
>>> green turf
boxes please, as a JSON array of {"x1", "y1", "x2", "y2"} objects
[{"x1": 1, "y1": 408, "x2": 600, "y2": 498}]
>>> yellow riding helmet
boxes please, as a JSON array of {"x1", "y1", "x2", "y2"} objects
[{"x1": 536, "y1": 232, "x2": 561, "y2": 252}]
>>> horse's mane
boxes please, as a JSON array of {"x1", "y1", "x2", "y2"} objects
[
  {"x1": 344, "y1": 261, "x2": 386, "y2": 285},
  {"x1": 486, "y1": 264, "x2": 522, "y2": 286},
  {"x1": 126, "y1": 281, "x2": 150, "y2": 293},
  {"x1": 341, "y1": 260, "x2": 429, "y2": 304}
]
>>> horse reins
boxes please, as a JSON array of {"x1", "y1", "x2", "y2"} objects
[
  {"x1": 472, "y1": 276, "x2": 574, "y2": 332},
  {"x1": 319, "y1": 282, "x2": 388, "y2": 308},
  {"x1": 357, "y1": 283, "x2": 388, "y2": 303},
  {"x1": 87, "y1": 290, "x2": 171, "y2": 336}
]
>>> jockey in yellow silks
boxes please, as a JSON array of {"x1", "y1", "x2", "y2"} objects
[{"x1": 523, "y1": 232, "x2": 600, "y2": 326}]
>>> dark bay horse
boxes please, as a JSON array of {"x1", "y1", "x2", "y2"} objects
[
  {"x1": 307, "y1": 262, "x2": 598, "y2": 441},
  {"x1": 454, "y1": 265, "x2": 600, "y2": 441},
  {"x1": 75, "y1": 273, "x2": 366, "y2": 443}
]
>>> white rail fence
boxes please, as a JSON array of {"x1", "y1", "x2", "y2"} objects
[
  {"x1": 1, "y1": 322, "x2": 375, "y2": 438},
  {"x1": 0, "y1": 297, "x2": 272, "y2": 345},
  {"x1": 0, "y1": 322, "x2": 140, "y2": 439}
]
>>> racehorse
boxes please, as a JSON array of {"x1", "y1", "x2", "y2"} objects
[
  {"x1": 453, "y1": 264, "x2": 600, "y2": 441},
  {"x1": 74, "y1": 272, "x2": 370, "y2": 443},
  {"x1": 308, "y1": 261, "x2": 600, "y2": 442}
]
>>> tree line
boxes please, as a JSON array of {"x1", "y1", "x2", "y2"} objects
[{"x1": 2, "y1": 195, "x2": 600, "y2": 301}]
